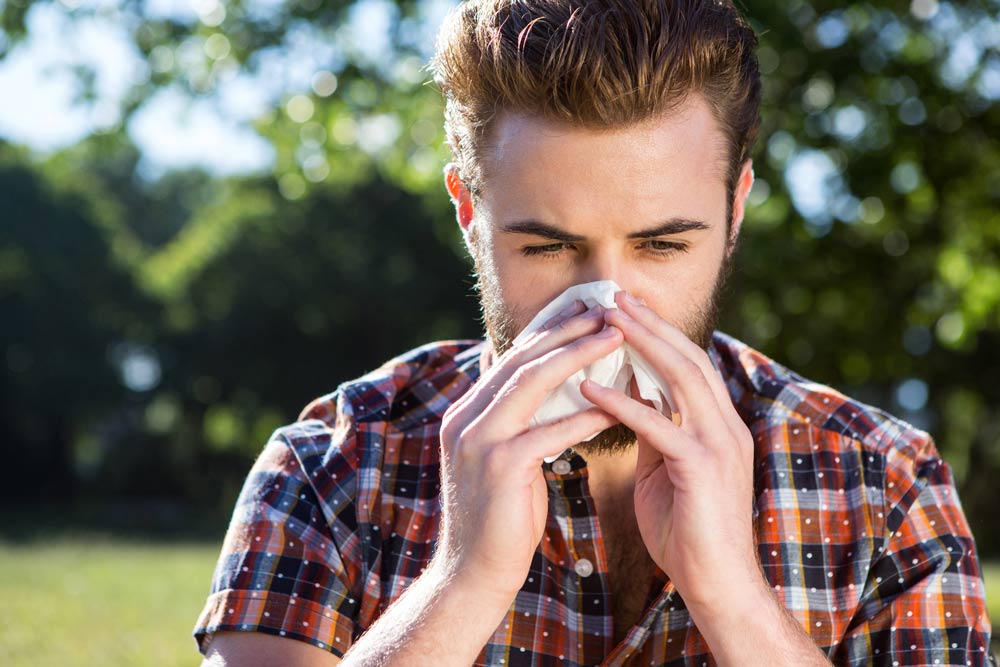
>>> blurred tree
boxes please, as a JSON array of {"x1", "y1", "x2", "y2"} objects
[
  {"x1": 0, "y1": 142, "x2": 160, "y2": 502},
  {"x1": 137, "y1": 170, "x2": 480, "y2": 510},
  {"x1": 722, "y1": 0, "x2": 1000, "y2": 549}
]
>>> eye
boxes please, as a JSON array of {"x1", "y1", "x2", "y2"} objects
[
  {"x1": 641, "y1": 240, "x2": 688, "y2": 255},
  {"x1": 522, "y1": 243, "x2": 571, "y2": 257}
]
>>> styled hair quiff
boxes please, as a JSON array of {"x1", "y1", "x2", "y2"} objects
[{"x1": 430, "y1": 0, "x2": 762, "y2": 222}]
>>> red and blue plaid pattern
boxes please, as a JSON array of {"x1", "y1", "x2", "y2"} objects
[{"x1": 194, "y1": 332, "x2": 995, "y2": 665}]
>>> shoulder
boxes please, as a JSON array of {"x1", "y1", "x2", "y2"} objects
[
  {"x1": 298, "y1": 339, "x2": 484, "y2": 428},
  {"x1": 266, "y1": 339, "x2": 485, "y2": 473},
  {"x1": 710, "y1": 331, "x2": 942, "y2": 496}
]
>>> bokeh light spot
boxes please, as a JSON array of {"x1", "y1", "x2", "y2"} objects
[
  {"x1": 859, "y1": 197, "x2": 885, "y2": 224},
  {"x1": 330, "y1": 116, "x2": 358, "y2": 145},
  {"x1": 204, "y1": 33, "x2": 231, "y2": 61},
  {"x1": 311, "y1": 70, "x2": 338, "y2": 97},
  {"x1": 802, "y1": 75, "x2": 835, "y2": 112},
  {"x1": 195, "y1": 0, "x2": 226, "y2": 27},
  {"x1": 832, "y1": 105, "x2": 866, "y2": 141},
  {"x1": 815, "y1": 14, "x2": 849, "y2": 49},
  {"x1": 286, "y1": 95, "x2": 315, "y2": 123},
  {"x1": 279, "y1": 172, "x2": 306, "y2": 200},
  {"x1": 747, "y1": 178, "x2": 771, "y2": 207},
  {"x1": 890, "y1": 161, "x2": 921, "y2": 193},
  {"x1": 910, "y1": 0, "x2": 940, "y2": 21},
  {"x1": 898, "y1": 97, "x2": 927, "y2": 126},
  {"x1": 883, "y1": 230, "x2": 910, "y2": 257},
  {"x1": 896, "y1": 378, "x2": 929, "y2": 411},
  {"x1": 936, "y1": 311, "x2": 966, "y2": 345},
  {"x1": 302, "y1": 155, "x2": 330, "y2": 183},
  {"x1": 902, "y1": 326, "x2": 933, "y2": 356}
]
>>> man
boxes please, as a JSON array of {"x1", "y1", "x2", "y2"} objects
[{"x1": 194, "y1": 0, "x2": 995, "y2": 665}]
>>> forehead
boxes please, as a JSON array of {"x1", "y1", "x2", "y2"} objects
[{"x1": 480, "y1": 93, "x2": 730, "y2": 201}]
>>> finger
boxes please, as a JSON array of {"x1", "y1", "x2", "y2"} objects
[
  {"x1": 537, "y1": 299, "x2": 586, "y2": 333},
  {"x1": 604, "y1": 307, "x2": 724, "y2": 438},
  {"x1": 579, "y1": 379, "x2": 688, "y2": 461},
  {"x1": 447, "y1": 304, "x2": 606, "y2": 430},
  {"x1": 625, "y1": 376, "x2": 671, "y2": 481},
  {"x1": 613, "y1": 292, "x2": 746, "y2": 438},
  {"x1": 517, "y1": 406, "x2": 621, "y2": 464},
  {"x1": 475, "y1": 324, "x2": 624, "y2": 434},
  {"x1": 634, "y1": 436, "x2": 666, "y2": 487},
  {"x1": 453, "y1": 306, "x2": 611, "y2": 434}
]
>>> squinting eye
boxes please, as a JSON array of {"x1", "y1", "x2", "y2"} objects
[
  {"x1": 522, "y1": 243, "x2": 570, "y2": 256},
  {"x1": 643, "y1": 240, "x2": 688, "y2": 254}
]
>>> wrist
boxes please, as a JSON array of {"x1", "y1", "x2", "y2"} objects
[
  {"x1": 684, "y1": 577, "x2": 830, "y2": 667},
  {"x1": 683, "y1": 572, "x2": 775, "y2": 626},
  {"x1": 427, "y1": 554, "x2": 523, "y2": 611},
  {"x1": 343, "y1": 558, "x2": 518, "y2": 667}
]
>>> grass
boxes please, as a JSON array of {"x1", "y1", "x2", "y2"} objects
[
  {"x1": 0, "y1": 532, "x2": 997, "y2": 665},
  {"x1": 984, "y1": 561, "x2": 1000, "y2": 657},
  {"x1": 0, "y1": 536, "x2": 220, "y2": 666}
]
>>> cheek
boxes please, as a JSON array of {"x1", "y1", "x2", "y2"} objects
[{"x1": 489, "y1": 250, "x2": 575, "y2": 315}]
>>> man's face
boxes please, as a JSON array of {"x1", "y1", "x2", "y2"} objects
[{"x1": 451, "y1": 93, "x2": 752, "y2": 453}]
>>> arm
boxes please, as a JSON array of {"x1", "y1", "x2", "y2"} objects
[
  {"x1": 335, "y1": 302, "x2": 622, "y2": 666},
  {"x1": 834, "y1": 447, "x2": 995, "y2": 665},
  {"x1": 193, "y1": 303, "x2": 620, "y2": 665},
  {"x1": 201, "y1": 632, "x2": 343, "y2": 666},
  {"x1": 337, "y1": 561, "x2": 515, "y2": 666}
]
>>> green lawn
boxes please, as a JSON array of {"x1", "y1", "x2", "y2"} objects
[
  {"x1": 984, "y1": 561, "x2": 1000, "y2": 658},
  {"x1": 0, "y1": 537, "x2": 219, "y2": 667},
  {"x1": 0, "y1": 536, "x2": 997, "y2": 665}
]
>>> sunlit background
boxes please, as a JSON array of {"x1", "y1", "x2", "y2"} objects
[{"x1": 1, "y1": 0, "x2": 998, "y2": 664}]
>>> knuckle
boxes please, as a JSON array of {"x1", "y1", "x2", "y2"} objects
[
  {"x1": 453, "y1": 426, "x2": 482, "y2": 463},
  {"x1": 480, "y1": 442, "x2": 510, "y2": 475},
  {"x1": 441, "y1": 405, "x2": 460, "y2": 430},
  {"x1": 678, "y1": 356, "x2": 702, "y2": 377},
  {"x1": 439, "y1": 424, "x2": 457, "y2": 450},
  {"x1": 565, "y1": 335, "x2": 594, "y2": 356},
  {"x1": 440, "y1": 409, "x2": 466, "y2": 444},
  {"x1": 509, "y1": 363, "x2": 538, "y2": 389},
  {"x1": 549, "y1": 317, "x2": 573, "y2": 336}
]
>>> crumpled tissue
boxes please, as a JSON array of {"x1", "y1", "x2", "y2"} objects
[{"x1": 509, "y1": 280, "x2": 676, "y2": 462}]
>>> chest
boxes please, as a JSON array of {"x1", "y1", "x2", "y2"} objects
[{"x1": 598, "y1": 503, "x2": 661, "y2": 643}]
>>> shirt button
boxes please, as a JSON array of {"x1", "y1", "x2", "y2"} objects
[
  {"x1": 552, "y1": 460, "x2": 572, "y2": 475},
  {"x1": 574, "y1": 558, "x2": 594, "y2": 578}
]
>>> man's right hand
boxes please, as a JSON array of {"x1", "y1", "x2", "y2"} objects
[
  {"x1": 433, "y1": 301, "x2": 624, "y2": 601},
  {"x1": 204, "y1": 304, "x2": 625, "y2": 667}
]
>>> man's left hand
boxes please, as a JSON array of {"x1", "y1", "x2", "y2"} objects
[{"x1": 579, "y1": 290, "x2": 762, "y2": 613}]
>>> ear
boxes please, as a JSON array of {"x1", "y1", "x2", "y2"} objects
[
  {"x1": 444, "y1": 163, "x2": 475, "y2": 236},
  {"x1": 728, "y1": 158, "x2": 754, "y2": 250}
]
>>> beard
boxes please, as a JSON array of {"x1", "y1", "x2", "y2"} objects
[{"x1": 471, "y1": 234, "x2": 738, "y2": 457}]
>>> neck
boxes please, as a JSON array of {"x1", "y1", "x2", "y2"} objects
[{"x1": 578, "y1": 442, "x2": 640, "y2": 504}]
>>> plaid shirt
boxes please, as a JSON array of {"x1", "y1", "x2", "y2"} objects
[{"x1": 194, "y1": 332, "x2": 995, "y2": 666}]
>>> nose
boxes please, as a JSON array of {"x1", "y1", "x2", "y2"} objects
[{"x1": 574, "y1": 246, "x2": 627, "y2": 288}]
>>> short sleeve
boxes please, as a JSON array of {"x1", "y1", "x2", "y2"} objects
[
  {"x1": 192, "y1": 409, "x2": 362, "y2": 658},
  {"x1": 835, "y1": 438, "x2": 996, "y2": 666}
]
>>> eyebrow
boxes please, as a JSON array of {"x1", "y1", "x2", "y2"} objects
[{"x1": 500, "y1": 218, "x2": 711, "y2": 242}]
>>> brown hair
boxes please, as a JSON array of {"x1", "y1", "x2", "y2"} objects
[{"x1": 430, "y1": 0, "x2": 761, "y2": 226}]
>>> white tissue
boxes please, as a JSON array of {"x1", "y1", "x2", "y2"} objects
[{"x1": 510, "y1": 280, "x2": 677, "y2": 462}]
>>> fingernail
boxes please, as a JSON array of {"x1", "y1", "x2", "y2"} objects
[
  {"x1": 624, "y1": 292, "x2": 645, "y2": 306},
  {"x1": 596, "y1": 325, "x2": 619, "y2": 337},
  {"x1": 583, "y1": 305, "x2": 604, "y2": 318}
]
